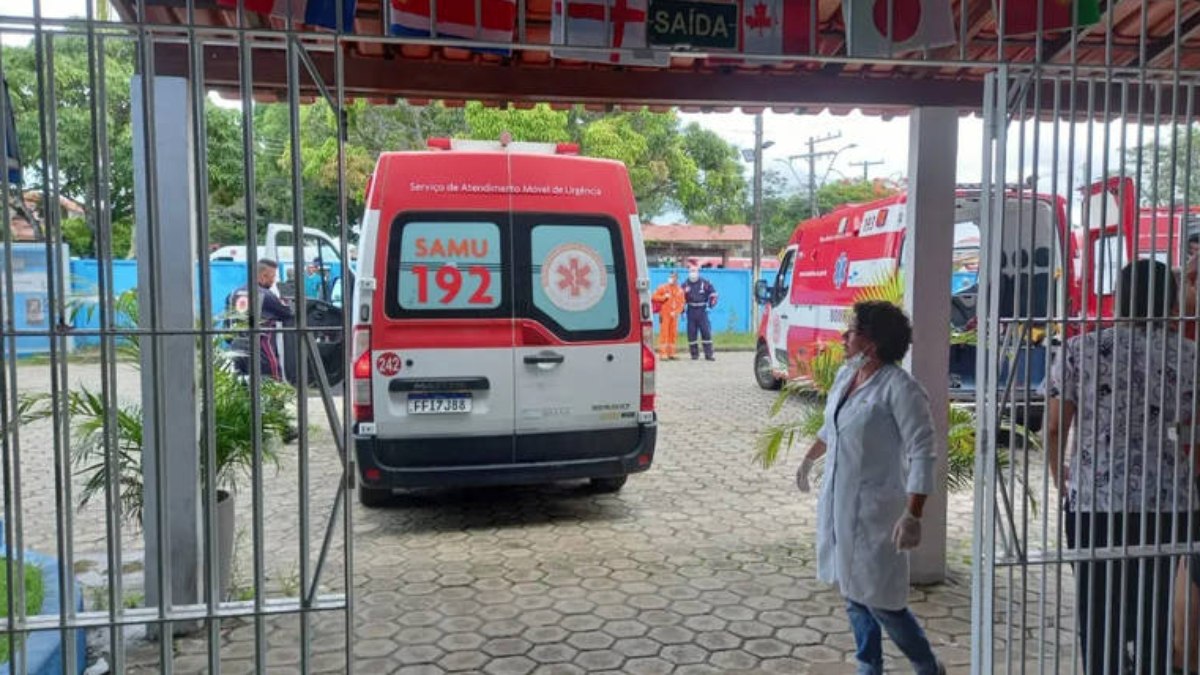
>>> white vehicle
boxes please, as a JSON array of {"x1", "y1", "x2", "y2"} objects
[{"x1": 349, "y1": 138, "x2": 658, "y2": 506}]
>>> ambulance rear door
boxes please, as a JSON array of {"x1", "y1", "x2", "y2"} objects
[
  {"x1": 508, "y1": 156, "x2": 640, "y2": 457},
  {"x1": 368, "y1": 152, "x2": 518, "y2": 460}
]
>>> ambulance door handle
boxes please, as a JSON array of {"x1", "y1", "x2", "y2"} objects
[{"x1": 524, "y1": 351, "x2": 565, "y2": 367}]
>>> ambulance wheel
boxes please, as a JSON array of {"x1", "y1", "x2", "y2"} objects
[
  {"x1": 755, "y1": 343, "x2": 782, "y2": 391},
  {"x1": 590, "y1": 476, "x2": 627, "y2": 493},
  {"x1": 357, "y1": 484, "x2": 392, "y2": 507}
]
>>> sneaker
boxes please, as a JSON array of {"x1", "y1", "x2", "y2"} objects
[{"x1": 705, "y1": 356, "x2": 716, "y2": 362}]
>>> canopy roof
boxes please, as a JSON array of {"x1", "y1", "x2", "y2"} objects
[{"x1": 117, "y1": 0, "x2": 1200, "y2": 115}]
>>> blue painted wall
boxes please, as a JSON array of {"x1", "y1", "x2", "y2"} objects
[{"x1": 0, "y1": 243, "x2": 70, "y2": 357}]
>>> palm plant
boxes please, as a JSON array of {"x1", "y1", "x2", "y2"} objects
[
  {"x1": 16, "y1": 289, "x2": 294, "y2": 526},
  {"x1": 753, "y1": 268, "x2": 1038, "y2": 497}
]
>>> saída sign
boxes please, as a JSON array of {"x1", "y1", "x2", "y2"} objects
[{"x1": 648, "y1": 0, "x2": 738, "y2": 50}]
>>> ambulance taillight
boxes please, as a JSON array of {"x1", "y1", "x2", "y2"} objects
[
  {"x1": 640, "y1": 322, "x2": 656, "y2": 412},
  {"x1": 351, "y1": 327, "x2": 374, "y2": 422}
]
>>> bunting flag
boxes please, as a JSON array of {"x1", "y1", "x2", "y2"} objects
[
  {"x1": 3, "y1": 78, "x2": 20, "y2": 186},
  {"x1": 551, "y1": 0, "x2": 669, "y2": 66},
  {"x1": 997, "y1": 0, "x2": 1101, "y2": 36},
  {"x1": 843, "y1": 0, "x2": 955, "y2": 57},
  {"x1": 741, "y1": 0, "x2": 814, "y2": 56},
  {"x1": 391, "y1": 0, "x2": 517, "y2": 53},
  {"x1": 215, "y1": 0, "x2": 356, "y2": 30}
]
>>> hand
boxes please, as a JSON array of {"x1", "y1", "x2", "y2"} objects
[
  {"x1": 795, "y1": 459, "x2": 814, "y2": 493},
  {"x1": 892, "y1": 511, "x2": 921, "y2": 551},
  {"x1": 708, "y1": 298, "x2": 717, "y2": 309}
]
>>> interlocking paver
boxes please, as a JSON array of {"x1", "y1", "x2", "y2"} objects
[{"x1": 35, "y1": 355, "x2": 1035, "y2": 673}]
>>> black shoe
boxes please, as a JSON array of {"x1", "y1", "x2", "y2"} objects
[
  {"x1": 691, "y1": 356, "x2": 699, "y2": 361},
  {"x1": 705, "y1": 356, "x2": 716, "y2": 361}
]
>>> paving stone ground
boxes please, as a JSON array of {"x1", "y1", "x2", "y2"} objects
[{"x1": 6, "y1": 352, "x2": 1075, "y2": 673}]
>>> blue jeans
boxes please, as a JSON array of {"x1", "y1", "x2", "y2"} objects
[{"x1": 846, "y1": 599, "x2": 941, "y2": 675}]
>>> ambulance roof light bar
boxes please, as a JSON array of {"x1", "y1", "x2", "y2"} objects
[{"x1": 426, "y1": 135, "x2": 579, "y2": 155}]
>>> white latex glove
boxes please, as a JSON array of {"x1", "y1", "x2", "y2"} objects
[
  {"x1": 892, "y1": 511, "x2": 922, "y2": 551},
  {"x1": 795, "y1": 459, "x2": 814, "y2": 493}
]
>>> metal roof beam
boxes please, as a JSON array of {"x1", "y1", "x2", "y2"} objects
[
  {"x1": 155, "y1": 43, "x2": 986, "y2": 109},
  {"x1": 1134, "y1": 5, "x2": 1200, "y2": 69}
]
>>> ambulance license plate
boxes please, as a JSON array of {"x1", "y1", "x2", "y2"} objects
[{"x1": 407, "y1": 393, "x2": 472, "y2": 415}]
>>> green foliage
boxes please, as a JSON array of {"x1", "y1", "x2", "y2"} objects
[
  {"x1": 465, "y1": 102, "x2": 570, "y2": 142},
  {"x1": 3, "y1": 37, "x2": 752, "y2": 241},
  {"x1": 0, "y1": 562, "x2": 45, "y2": 663},
  {"x1": 4, "y1": 38, "x2": 137, "y2": 227},
  {"x1": 61, "y1": 216, "x2": 92, "y2": 257},
  {"x1": 17, "y1": 289, "x2": 293, "y2": 526},
  {"x1": 1125, "y1": 127, "x2": 1200, "y2": 207}
]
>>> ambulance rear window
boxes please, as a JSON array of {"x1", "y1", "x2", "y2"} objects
[{"x1": 385, "y1": 216, "x2": 510, "y2": 318}]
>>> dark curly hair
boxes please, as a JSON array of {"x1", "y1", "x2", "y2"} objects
[{"x1": 851, "y1": 301, "x2": 913, "y2": 364}]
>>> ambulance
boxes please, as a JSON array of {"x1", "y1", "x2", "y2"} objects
[
  {"x1": 752, "y1": 180, "x2": 1142, "y2": 429},
  {"x1": 349, "y1": 137, "x2": 657, "y2": 506}
]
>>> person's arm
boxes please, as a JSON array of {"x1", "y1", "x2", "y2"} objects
[
  {"x1": 804, "y1": 438, "x2": 828, "y2": 464},
  {"x1": 261, "y1": 291, "x2": 295, "y2": 322},
  {"x1": 891, "y1": 376, "x2": 936, "y2": 503},
  {"x1": 1185, "y1": 254, "x2": 1199, "y2": 319},
  {"x1": 1045, "y1": 398, "x2": 1076, "y2": 492},
  {"x1": 1044, "y1": 340, "x2": 1077, "y2": 492}
]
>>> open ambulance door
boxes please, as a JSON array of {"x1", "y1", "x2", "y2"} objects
[
  {"x1": 1081, "y1": 177, "x2": 1136, "y2": 320},
  {"x1": 265, "y1": 223, "x2": 349, "y2": 386}
]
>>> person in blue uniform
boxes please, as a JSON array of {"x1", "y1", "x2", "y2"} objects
[
  {"x1": 226, "y1": 259, "x2": 295, "y2": 381},
  {"x1": 681, "y1": 263, "x2": 718, "y2": 361}
]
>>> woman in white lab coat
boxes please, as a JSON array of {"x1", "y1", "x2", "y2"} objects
[{"x1": 795, "y1": 301, "x2": 943, "y2": 675}]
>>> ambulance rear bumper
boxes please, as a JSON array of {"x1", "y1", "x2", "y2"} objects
[{"x1": 354, "y1": 423, "x2": 657, "y2": 489}]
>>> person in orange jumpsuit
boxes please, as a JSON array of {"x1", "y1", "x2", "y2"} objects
[{"x1": 652, "y1": 271, "x2": 685, "y2": 359}]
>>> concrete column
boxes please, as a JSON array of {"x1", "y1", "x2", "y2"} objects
[
  {"x1": 132, "y1": 75, "x2": 201, "y2": 632},
  {"x1": 902, "y1": 107, "x2": 957, "y2": 585}
]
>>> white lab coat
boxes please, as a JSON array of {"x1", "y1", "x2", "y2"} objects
[{"x1": 815, "y1": 363, "x2": 936, "y2": 611}]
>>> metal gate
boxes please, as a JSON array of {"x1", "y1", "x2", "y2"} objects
[
  {"x1": 0, "y1": 4, "x2": 355, "y2": 673},
  {"x1": 973, "y1": 62, "x2": 1200, "y2": 673}
]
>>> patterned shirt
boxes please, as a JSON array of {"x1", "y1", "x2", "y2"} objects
[{"x1": 1048, "y1": 326, "x2": 1198, "y2": 512}]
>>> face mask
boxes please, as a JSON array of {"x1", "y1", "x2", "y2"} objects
[
  {"x1": 844, "y1": 353, "x2": 867, "y2": 372},
  {"x1": 687, "y1": 271, "x2": 699, "y2": 282}
]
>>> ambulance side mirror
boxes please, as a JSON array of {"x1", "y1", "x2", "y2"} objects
[{"x1": 754, "y1": 279, "x2": 772, "y2": 305}]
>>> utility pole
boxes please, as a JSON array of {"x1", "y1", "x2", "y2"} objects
[
  {"x1": 850, "y1": 158, "x2": 885, "y2": 182},
  {"x1": 747, "y1": 113, "x2": 773, "y2": 327},
  {"x1": 788, "y1": 131, "x2": 843, "y2": 218}
]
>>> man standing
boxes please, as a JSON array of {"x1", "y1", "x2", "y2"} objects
[
  {"x1": 682, "y1": 263, "x2": 718, "y2": 361},
  {"x1": 652, "y1": 271, "x2": 685, "y2": 360},
  {"x1": 226, "y1": 259, "x2": 294, "y2": 381}
]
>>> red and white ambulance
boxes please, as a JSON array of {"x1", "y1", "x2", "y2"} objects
[{"x1": 350, "y1": 137, "x2": 657, "y2": 506}]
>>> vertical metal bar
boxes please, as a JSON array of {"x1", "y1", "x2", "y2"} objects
[
  {"x1": 333, "y1": 32, "x2": 356, "y2": 675},
  {"x1": 235, "y1": 34, "x2": 268, "y2": 675},
  {"x1": 1058, "y1": 64, "x2": 1081, "y2": 675},
  {"x1": 82, "y1": 10, "x2": 127, "y2": 670},
  {"x1": 186, "y1": 21, "x2": 223, "y2": 675},
  {"x1": 0, "y1": 30, "x2": 28, "y2": 675},
  {"x1": 34, "y1": 23, "x2": 81, "y2": 675},
  {"x1": 133, "y1": 3, "x2": 175, "y2": 664},
  {"x1": 973, "y1": 67, "x2": 1001, "y2": 675},
  {"x1": 286, "y1": 34, "x2": 313, "y2": 675}
]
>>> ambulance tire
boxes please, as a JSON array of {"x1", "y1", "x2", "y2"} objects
[
  {"x1": 357, "y1": 484, "x2": 392, "y2": 508},
  {"x1": 755, "y1": 343, "x2": 782, "y2": 391},
  {"x1": 589, "y1": 476, "x2": 627, "y2": 493}
]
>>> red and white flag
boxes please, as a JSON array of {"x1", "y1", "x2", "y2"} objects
[
  {"x1": 551, "y1": 0, "x2": 669, "y2": 66},
  {"x1": 741, "y1": 0, "x2": 814, "y2": 56},
  {"x1": 843, "y1": 0, "x2": 955, "y2": 57}
]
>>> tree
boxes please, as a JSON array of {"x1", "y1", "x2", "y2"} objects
[
  {"x1": 4, "y1": 37, "x2": 136, "y2": 238},
  {"x1": 1126, "y1": 127, "x2": 1200, "y2": 206}
]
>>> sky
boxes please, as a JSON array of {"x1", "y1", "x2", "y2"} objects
[{"x1": 2, "y1": 0, "x2": 1181, "y2": 211}]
